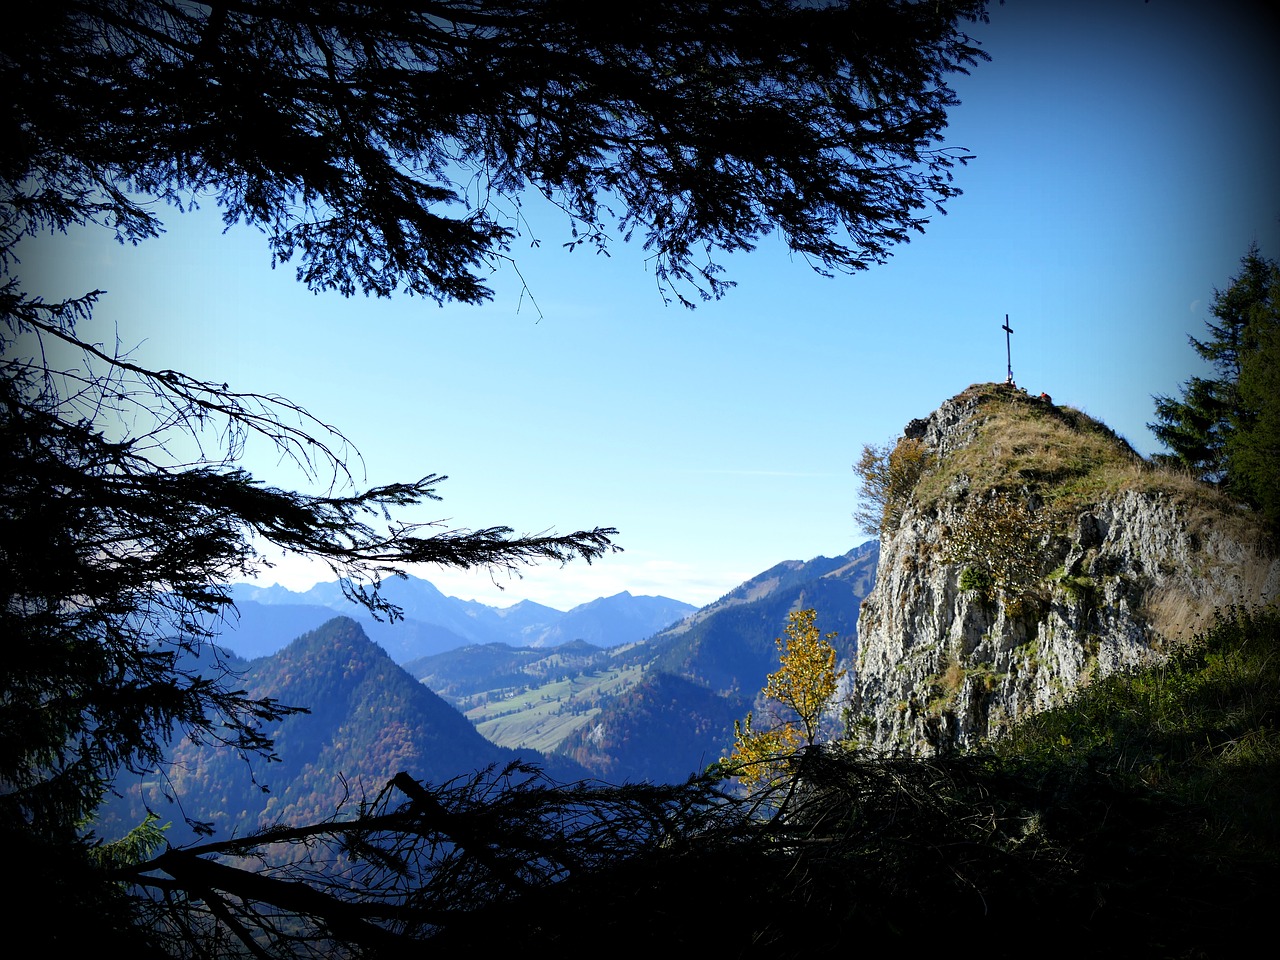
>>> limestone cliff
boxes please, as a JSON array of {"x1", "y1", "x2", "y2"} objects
[{"x1": 850, "y1": 383, "x2": 1278, "y2": 755}]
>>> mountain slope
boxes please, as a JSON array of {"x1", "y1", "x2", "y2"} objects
[
  {"x1": 557, "y1": 672, "x2": 747, "y2": 783},
  {"x1": 553, "y1": 542, "x2": 880, "y2": 781},
  {"x1": 641, "y1": 541, "x2": 878, "y2": 695},
  {"x1": 395, "y1": 544, "x2": 878, "y2": 784},
  {"x1": 218, "y1": 598, "x2": 472, "y2": 660},
  {"x1": 110, "y1": 618, "x2": 586, "y2": 842},
  {"x1": 527, "y1": 592, "x2": 696, "y2": 648},
  {"x1": 404, "y1": 639, "x2": 615, "y2": 700}
]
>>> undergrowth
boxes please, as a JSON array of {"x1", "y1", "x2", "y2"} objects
[
  {"x1": 997, "y1": 604, "x2": 1280, "y2": 859},
  {"x1": 431, "y1": 606, "x2": 1280, "y2": 957},
  {"x1": 72, "y1": 604, "x2": 1279, "y2": 958}
]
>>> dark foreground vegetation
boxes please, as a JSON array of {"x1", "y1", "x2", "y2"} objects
[
  {"x1": 5, "y1": 4, "x2": 1276, "y2": 956},
  {"x1": 12, "y1": 605, "x2": 1275, "y2": 958}
]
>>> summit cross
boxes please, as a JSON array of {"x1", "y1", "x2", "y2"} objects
[{"x1": 1002, "y1": 315, "x2": 1014, "y2": 385}]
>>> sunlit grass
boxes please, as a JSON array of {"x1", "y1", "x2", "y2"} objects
[
  {"x1": 463, "y1": 663, "x2": 647, "y2": 752},
  {"x1": 910, "y1": 384, "x2": 1252, "y2": 543}
]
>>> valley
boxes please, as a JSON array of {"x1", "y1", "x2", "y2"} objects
[{"x1": 465, "y1": 662, "x2": 646, "y2": 754}]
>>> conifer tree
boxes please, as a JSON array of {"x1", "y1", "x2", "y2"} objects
[
  {"x1": 1149, "y1": 244, "x2": 1279, "y2": 485},
  {"x1": 1225, "y1": 261, "x2": 1280, "y2": 531},
  {"x1": 3, "y1": 0, "x2": 991, "y2": 838},
  {"x1": 3, "y1": 2, "x2": 993, "y2": 947}
]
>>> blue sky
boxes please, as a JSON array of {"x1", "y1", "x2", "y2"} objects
[{"x1": 21, "y1": 0, "x2": 1280, "y2": 610}]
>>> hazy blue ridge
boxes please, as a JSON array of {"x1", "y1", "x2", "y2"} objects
[{"x1": 221, "y1": 576, "x2": 697, "y2": 661}]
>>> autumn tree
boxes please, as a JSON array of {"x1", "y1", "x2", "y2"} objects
[
  {"x1": 854, "y1": 436, "x2": 934, "y2": 536},
  {"x1": 943, "y1": 489, "x2": 1053, "y2": 616},
  {"x1": 726, "y1": 608, "x2": 844, "y2": 791},
  {"x1": 766, "y1": 608, "x2": 845, "y2": 745}
]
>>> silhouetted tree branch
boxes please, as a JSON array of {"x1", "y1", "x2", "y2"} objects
[
  {"x1": 118, "y1": 763, "x2": 747, "y2": 958},
  {"x1": 5, "y1": 1, "x2": 990, "y2": 308},
  {"x1": 2, "y1": 1, "x2": 994, "y2": 948}
]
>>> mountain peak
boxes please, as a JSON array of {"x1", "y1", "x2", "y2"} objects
[
  {"x1": 218, "y1": 577, "x2": 693, "y2": 660},
  {"x1": 903, "y1": 382, "x2": 1143, "y2": 507},
  {"x1": 851, "y1": 384, "x2": 1279, "y2": 755}
]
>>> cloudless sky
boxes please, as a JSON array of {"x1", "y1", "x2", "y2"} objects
[{"x1": 20, "y1": 0, "x2": 1280, "y2": 610}]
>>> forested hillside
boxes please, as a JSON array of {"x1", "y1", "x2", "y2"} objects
[
  {"x1": 557, "y1": 672, "x2": 747, "y2": 783},
  {"x1": 366, "y1": 545, "x2": 880, "y2": 784},
  {"x1": 104, "y1": 618, "x2": 587, "y2": 844},
  {"x1": 98, "y1": 547, "x2": 878, "y2": 843},
  {"x1": 643, "y1": 542, "x2": 877, "y2": 690},
  {"x1": 554, "y1": 543, "x2": 879, "y2": 781}
]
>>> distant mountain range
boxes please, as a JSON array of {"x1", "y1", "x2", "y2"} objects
[
  {"x1": 104, "y1": 543, "x2": 879, "y2": 841},
  {"x1": 220, "y1": 577, "x2": 698, "y2": 661},
  {"x1": 398, "y1": 541, "x2": 880, "y2": 783}
]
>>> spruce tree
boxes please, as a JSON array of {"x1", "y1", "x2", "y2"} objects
[
  {"x1": 1149, "y1": 243, "x2": 1279, "y2": 488},
  {"x1": 2, "y1": 2, "x2": 996, "y2": 949},
  {"x1": 1225, "y1": 261, "x2": 1280, "y2": 531}
]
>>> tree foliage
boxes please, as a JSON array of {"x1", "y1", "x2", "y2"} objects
[
  {"x1": 1225, "y1": 260, "x2": 1280, "y2": 532},
  {"x1": 765, "y1": 608, "x2": 844, "y2": 744},
  {"x1": 1149, "y1": 243, "x2": 1280, "y2": 501},
  {"x1": 2, "y1": 0, "x2": 995, "y2": 946},
  {"x1": 853, "y1": 435, "x2": 933, "y2": 536},
  {"x1": 114, "y1": 764, "x2": 755, "y2": 958},
  {"x1": 5, "y1": 0, "x2": 990, "y2": 308},
  {"x1": 726, "y1": 608, "x2": 843, "y2": 790},
  {"x1": 943, "y1": 489, "x2": 1054, "y2": 615},
  {"x1": 0, "y1": 367, "x2": 618, "y2": 838},
  {"x1": 727, "y1": 711, "x2": 806, "y2": 793}
]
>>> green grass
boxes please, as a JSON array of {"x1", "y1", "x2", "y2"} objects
[
  {"x1": 997, "y1": 604, "x2": 1280, "y2": 858},
  {"x1": 910, "y1": 384, "x2": 1246, "y2": 537},
  {"x1": 462, "y1": 663, "x2": 647, "y2": 753}
]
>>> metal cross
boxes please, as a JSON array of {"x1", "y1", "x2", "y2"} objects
[{"x1": 1002, "y1": 315, "x2": 1014, "y2": 385}]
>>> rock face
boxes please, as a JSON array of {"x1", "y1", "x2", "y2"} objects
[{"x1": 851, "y1": 383, "x2": 1278, "y2": 755}]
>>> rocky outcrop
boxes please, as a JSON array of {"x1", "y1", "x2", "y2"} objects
[{"x1": 850, "y1": 383, "x2": 1278, "y2": 755}]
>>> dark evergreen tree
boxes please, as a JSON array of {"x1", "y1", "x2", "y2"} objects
[
  {"x1": 4, "y1": 0, "x2": 991, "y2": 309},
  {"x1": 3, "y1": 0, "x2": 992, "y2": 832},
  {"x1": 1149, "y1": 244, "x2": 1280, "y2": 486},
  {"x1": 1226, "y1": 262, "x2": 1280, "y2": 531},
  {"x1": 0, "y1": 376, "x2": 618, "y2": 836}
]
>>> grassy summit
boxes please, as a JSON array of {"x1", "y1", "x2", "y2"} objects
[{"x1": 912, "y1": 383, "x2": 1246, "y2": 535}]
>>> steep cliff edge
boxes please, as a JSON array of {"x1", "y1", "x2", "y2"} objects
[{"x1": 851, "y1": 382, "x2": 1279, "y2": 755}]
